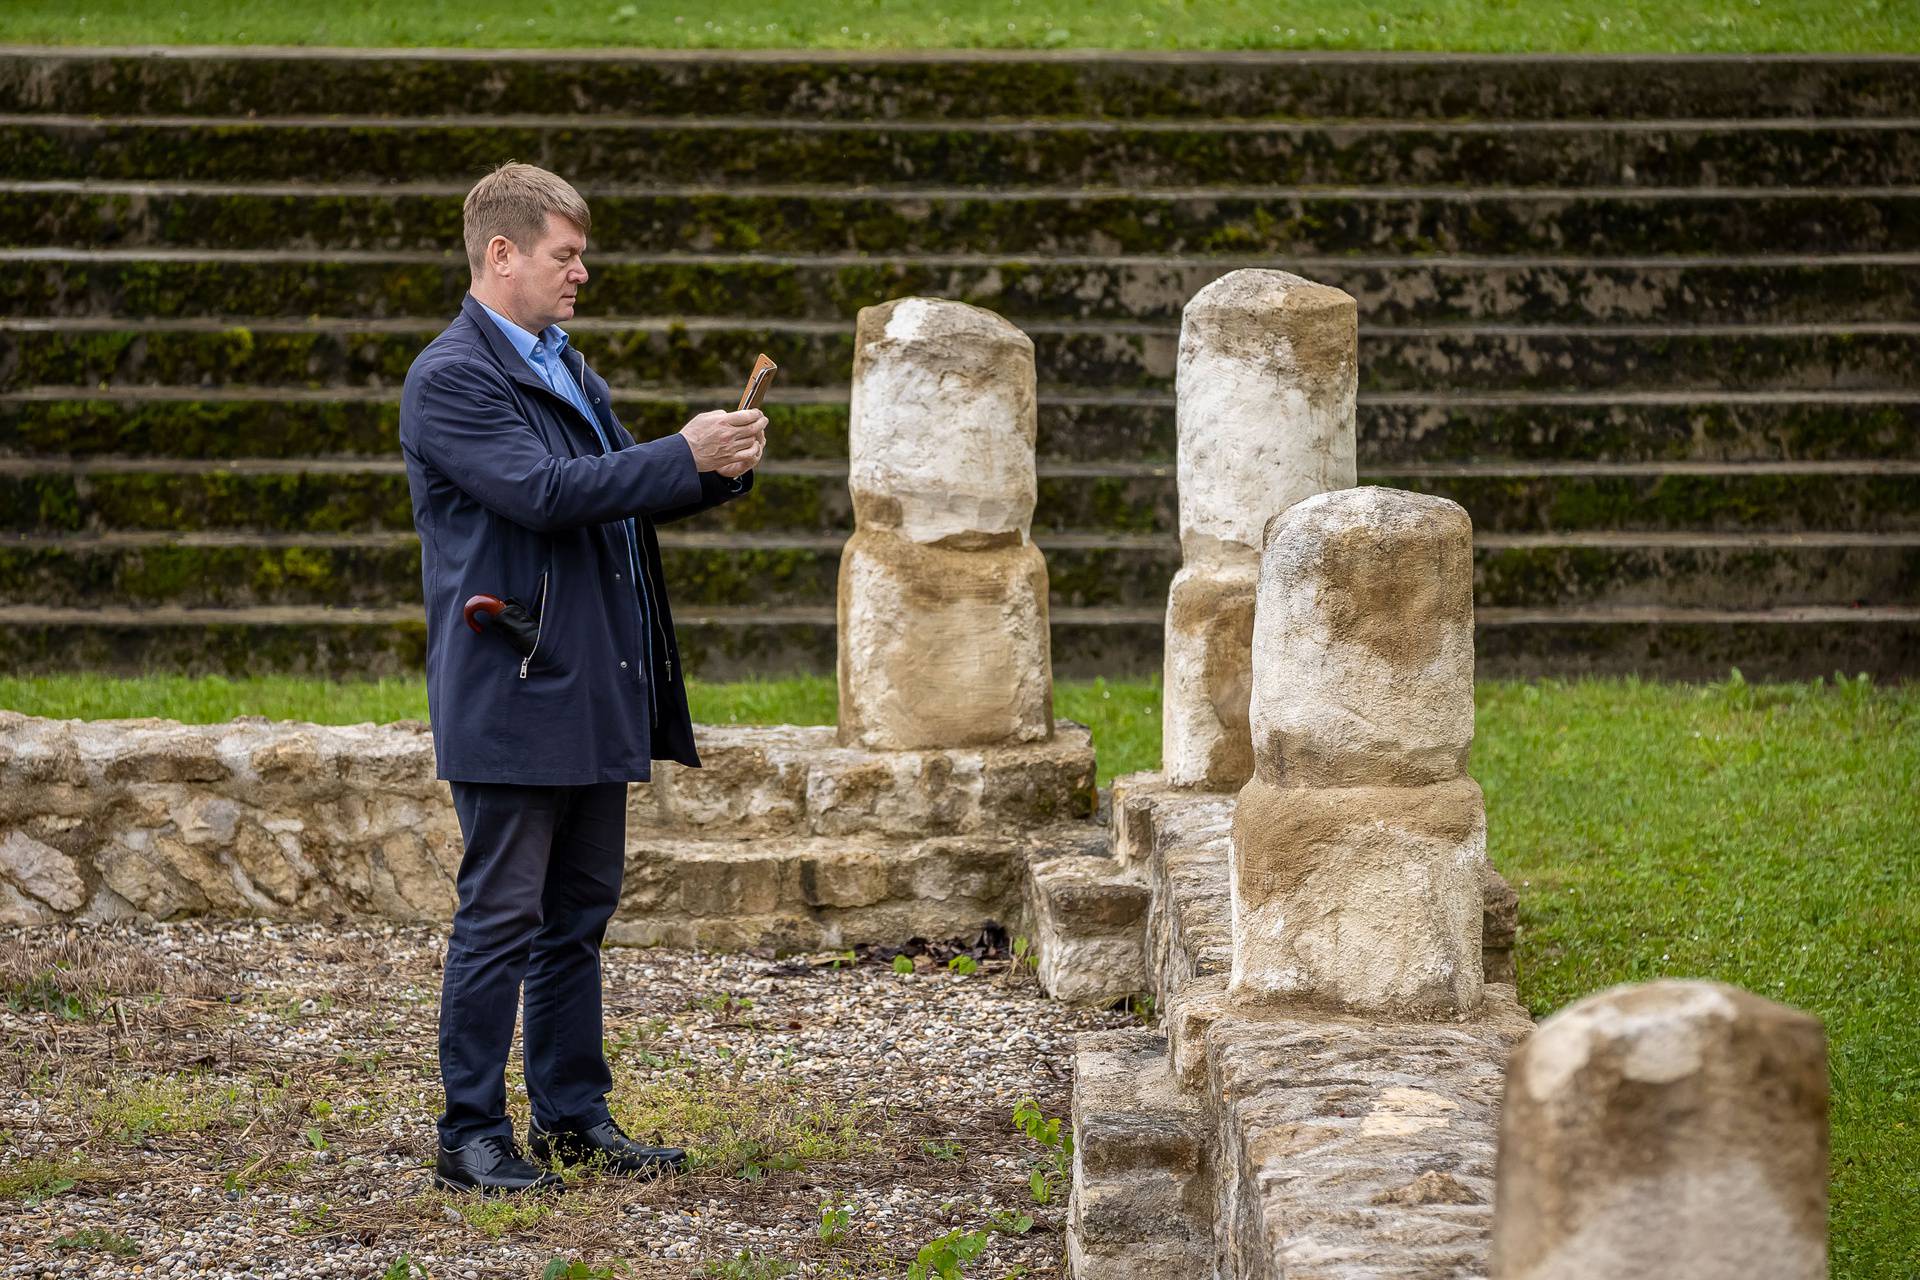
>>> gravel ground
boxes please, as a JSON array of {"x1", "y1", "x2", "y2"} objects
[{"x1": 0, "y1": 922, "x2": 1130, "y2": 1279}]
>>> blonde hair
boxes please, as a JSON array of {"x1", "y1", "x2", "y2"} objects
[{"x1": 462, "y1": 162, "x2": 591, "y2": 275}]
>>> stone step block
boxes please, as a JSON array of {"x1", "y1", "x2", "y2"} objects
[
  {"x1": 1108, "y1": 770, "x2": 1177, "y2": 868},
  {"x1": 14, "y1": 255, "x2": 1920, "y2": 329},
  {"x1": 14, "y1": 117, "x2": 1913, "y2": 190},
  {"x1": 1205, "y1": 998, "x2": 1536, "y2": 1280},
  {"x1": 11, "y1": 319, "x2": 1919, "y2": 395},
  {"x1": 1140, "y1": 790, "x2": 1239, "y2": 997},
  {"x1": 610, "y1": 829, "x2": 1059, "y2": 951},
  {"x1": 631, "y1": 722, "x2": 1095, "y2": 838},
  {"x1": 7, "y1": 50, "x2": 1915, "y2": 121},
  {"x1": 11, "y1": 186, "x2": 1915, "y2": 257},
  {"x1": 1166, "y1": 974, "x2": 1229, "y2": 1093},
  {"x1": 1069, "y1": 1029, "x2": 1215, "y2": 1279},
  {"x1": 11, "y1": 390, "x2": 1913, "y2": 469},
  {"x1": 1023, "y1": 836, "x2": 1150, "y2": 1007}
]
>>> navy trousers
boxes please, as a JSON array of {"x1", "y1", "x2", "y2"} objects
[{"x1": 438, "y1": 780, "x2": 627, "y2": 1147}]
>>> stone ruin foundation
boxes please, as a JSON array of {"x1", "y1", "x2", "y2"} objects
[{"x1": 0, "y1": 281, "x2": 1830, "y2": 1277}]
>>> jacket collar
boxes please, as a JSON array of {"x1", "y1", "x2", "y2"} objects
[
  {"x1": 459, "y1": 293, "x2": 555, "y2": 401},
  {"x1": 456, "y1": 292, "x2": 623, "y2": 447}
]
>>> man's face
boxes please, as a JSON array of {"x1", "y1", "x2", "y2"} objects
[{"x1": 500, "y1": 212, "x2": 588, "y2": 331}]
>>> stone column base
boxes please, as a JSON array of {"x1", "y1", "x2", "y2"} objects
[
  {"x1": 837, "y1": 528, "x2": 1053, "y2": 750},
  {"x1": 1161, "y1": 558, "x2": 1258, "y2": 791},
  {"x1": 1228, "y1": 773, "x2": 1487, "y2": 1017}
]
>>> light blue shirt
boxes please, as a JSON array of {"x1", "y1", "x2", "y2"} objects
[{"x1": 477, "y1": 299, "x2": 655, "y2": 682}]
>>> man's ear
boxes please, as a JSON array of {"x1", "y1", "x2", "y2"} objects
[{"x1": 486, "y1": 234, "x2": 516, "y2": 277}]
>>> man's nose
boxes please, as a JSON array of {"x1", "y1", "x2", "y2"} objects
[{"x1": 571, "y1": 260, "x2": 589, "y2": 284}]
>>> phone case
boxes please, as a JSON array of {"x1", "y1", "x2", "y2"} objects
[{"x1": 738, "y1": 353, "x2": 778, "y2": 410}]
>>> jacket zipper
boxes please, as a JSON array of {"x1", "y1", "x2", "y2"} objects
[
  {"x1": 635, "y1": 540, "x2": 667, "y2": 729},
  {"x1": 519, "y1": 571, "x2": 549, "y2": 679},
  {"x1": 545, "y1": 358, "x2": 673, "y2": 713},
  {"x1": 637, "y1": 543, "x2": 672, "y2": 686}
]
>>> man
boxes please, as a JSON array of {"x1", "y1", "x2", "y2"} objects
[{"x1": 399, "y1": 162, "x2": 765, "y2": 1194}]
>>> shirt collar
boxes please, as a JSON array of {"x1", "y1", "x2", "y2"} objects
[{"x1": 474, "y1": 297, "x2": 570, "y2": 367}]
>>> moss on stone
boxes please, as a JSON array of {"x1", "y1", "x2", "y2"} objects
[
  {"x1": 14, "y1": 119, "x2": 1903, "y2": 190},
  {"x1": 10, "y1": 188, "x2": 1914, "y2": 256}
]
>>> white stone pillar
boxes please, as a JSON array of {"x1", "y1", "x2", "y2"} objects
[
  {"x1": 1491, "y1": 980, "x2": 1829, "y2": 1280},
  {"x1": 1228, "y1": 486, "x2": 1484, "y2": 1016},
  {"x1": 838, "y1": 297, "x2": 1054, "y2": 749},
  {"x1": 1165, "y1": 269, "x2": 1357, "y2": 790}
]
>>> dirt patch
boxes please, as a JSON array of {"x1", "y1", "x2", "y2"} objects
[{"x1": 0, "y1": 920, "x2": 1128, "y2": 1279}]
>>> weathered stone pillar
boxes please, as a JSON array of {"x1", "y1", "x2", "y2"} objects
[
  {"x1": 1164, "y1": 269, "x2": 1357, "y2": 790},
  {"x1": 838, "y1": 297, "x2": 1054, "y2": 749},
  {"x1": 1228, "y1": 486, "x2": 1484, "y2": 1015},
  {"x1": 1491, "y1": 980, "x2": 1829, "y2": 1280}
]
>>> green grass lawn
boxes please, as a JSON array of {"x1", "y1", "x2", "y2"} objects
[
  {"x1": 4, "y1": 671, "x2": 1916, "y2": 1273},
  {"x1": 4, "y1": 0, "x2": 1912, "y2": 53}
]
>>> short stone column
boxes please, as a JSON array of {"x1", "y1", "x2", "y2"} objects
[
  {"x1": 838, "y1": 297, "x2": 1054, "y2": 749},
  {"x1": 1228, "y1": 486, "x2": 1484, "y2": 1016},
  {"x1": 1491, "y1": 980, "x2": 1829, "y2": 1280},
  {"x1": 1164, "y1": 269, "x2": 1357, "y2": 790}
]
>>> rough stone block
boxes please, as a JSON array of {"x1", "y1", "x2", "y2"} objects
[
  {"x1": 1161, "y1": 558, "x2": 1258, "y2": 791},
  {"x1": 607, "y1": 833, "x2": 1030, "y2": 952},
  {"x1": 0, "y1": 829, "x2": 86, "y2": 913},
  {"x1": 1251, "y1": 487, "x2": 1476, "y2": 789},
  {"x1": 641, "y1": 733, "x2": 809, "y2": 833},
  {"x1": 849, "y1": 296, "x2": 1037, "y2": 545},
  {"x1": 1068, "y1": 1030, "x2": 1214, "y2": 1279},
  {"x1": 1109, "y1": 771, "x2": 1174, "y2": 870},
  {"x1": 1492, "y1": 980, "x2": 1828, "y2": 1280},
  {"x1": 1228, "y1": 774, "x2": 1486, "y2": 1016},
  {"x1": 0, "y1": 879, "x2": 55, "y2": 926},
  {"x1": 1207, "y1": 997, "x2": 1533, "y2": 1280},
  {"x1": 1176, "y1": 269, "x2": 1358, "y2": 555},
  {"x1": 1024, "y1": 848, "x2": 1150, "y2": 1007},
  {"x1": 1165, "y1": 975, "x2": 1228, "y2": 1093},
  {"x1": 837, "y1": 530, "x2": 1053, "y2": 750},
  {"x1": 96, "y1": 727, "x2": 232, "y2": 784},
  {"x1": 1484, "y1": 866, "x2": 1520, "y2": 987}
]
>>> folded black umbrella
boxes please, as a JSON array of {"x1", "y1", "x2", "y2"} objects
[{"x1": 462, "y1": 593, "x2": 541, "y2": 658}]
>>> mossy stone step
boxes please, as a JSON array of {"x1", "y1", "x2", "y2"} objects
[
  {"x1": 7, "y1": 534, "x2": 1913, "y2": 614},
  {"x1": 5, "y1": 50, "x2": 1916, "y2": 122},
  {"x1": 8, "y1": 392, "x2": 1914, "y2": 466},
  {"x1": 6, "y1": 467, "x2": 1914, "y2": 537},
  {"x1": 9, "y1": 321, "x2": 1914, "y2": 395},
  {"x1": 5, "y1": 606, "x2": 1915, "y2": 682},
  {"x1": 12, "y1": 254, "x2": 1919, "y2": 328},
  {"x1": 13, "y1": 118, "x2": 1914, "y2": 190},
  {"x1": 9, "y1": 187, "x2": 1914, "y2": 257}
]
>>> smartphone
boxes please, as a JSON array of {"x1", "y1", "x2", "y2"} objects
[{"x1": 737, "y1": 353, "x2": 778, "y2": 411}]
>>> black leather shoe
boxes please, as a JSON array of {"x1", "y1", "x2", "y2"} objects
[
  {"x1": 529, "y1": 1117, "x2": 688, "y2": 1178},
  {"x1": 434, "y1": 1133, "x2": 566, "y2": 1194}
]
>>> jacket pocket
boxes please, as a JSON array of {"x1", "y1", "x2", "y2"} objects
[{"x1": 518, "y1": 570, "x2": 550, "y2": 679}]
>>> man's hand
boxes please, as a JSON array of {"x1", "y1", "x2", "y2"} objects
[{"x1": 680, "y1": 408, "x2": 766, "y2": 477}]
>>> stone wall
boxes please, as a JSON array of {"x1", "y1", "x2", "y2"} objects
[{"x1": 0, "y1": 710, "x2": 1098, "y2": 950}]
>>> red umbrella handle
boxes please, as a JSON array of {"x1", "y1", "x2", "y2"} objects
[{"x1": 463, "y1": 593, "x2": 507, "y2": 633}]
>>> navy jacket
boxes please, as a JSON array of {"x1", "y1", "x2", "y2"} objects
[{"x1": 399, "y1": 294, "x2": 753, "y2": 784}]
